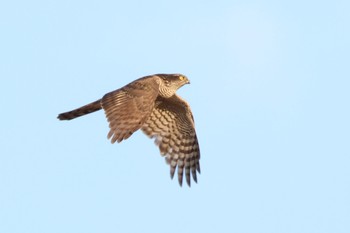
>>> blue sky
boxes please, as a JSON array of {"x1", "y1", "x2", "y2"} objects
[{"x1": 1, "y1": 0, "x2": 349, "y2": 232}]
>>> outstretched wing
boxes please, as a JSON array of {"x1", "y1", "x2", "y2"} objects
[
  {"x1": 102, "y1": 77, "x2": 160, "y2": 143},
  {"x1": 141, "y1": 94, "x2": 200, "y2": 186}
]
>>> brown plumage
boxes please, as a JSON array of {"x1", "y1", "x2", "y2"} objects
[{"x1": 58, "y1": 74, "x2": 200, "y2": 186}]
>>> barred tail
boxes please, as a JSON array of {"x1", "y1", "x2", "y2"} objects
[{"x1": 58, "y1": 99, "x2": 102, "y2": 120}]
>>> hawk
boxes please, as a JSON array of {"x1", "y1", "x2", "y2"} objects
[{"x1": 58, "y1": 74, "x2": 200, "y2": 186}]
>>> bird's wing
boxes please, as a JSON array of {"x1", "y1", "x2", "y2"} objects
[
  {"x1": 101, "y1": 77, "x2": 159, "y2": 143},
  {"x1": 141, "y1": 94, "x2": 200, "y2": 186}
]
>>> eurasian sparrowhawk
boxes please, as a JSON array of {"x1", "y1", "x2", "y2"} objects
[{"x1": 58, "y1": 74, "x2": 200, "y2": 186}]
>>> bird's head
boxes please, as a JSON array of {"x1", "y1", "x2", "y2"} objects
[
  {"x1": 159, "y1": 73, "x2": 190, "y2": 86},
  {"x1": 156, "y1": 73, "x2": 190, "y2": 97}
]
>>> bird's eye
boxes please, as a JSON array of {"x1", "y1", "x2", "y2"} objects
[{"x1": 179, "y1": 76, "x2": 184, "y2": 81}]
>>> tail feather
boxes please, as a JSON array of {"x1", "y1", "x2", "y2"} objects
[{"x1": 58, "y1": 99, "x2": 102, "y2": 120}]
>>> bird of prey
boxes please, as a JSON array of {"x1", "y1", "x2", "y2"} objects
[{"x1": 58, "y1": 74, "x2": 200, "y2": 186}]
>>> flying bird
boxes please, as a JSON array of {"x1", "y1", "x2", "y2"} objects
[{"x1": 58, "y1": 74, "x2": 200, "y2": 186}]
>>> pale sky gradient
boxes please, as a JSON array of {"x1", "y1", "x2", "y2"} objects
[{"x1": 1, "y1": 1, "x2": 349, "y2": 233}]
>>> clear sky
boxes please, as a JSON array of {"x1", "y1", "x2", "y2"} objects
[{"x1": 1, "y1": 0, "x2": 349, "y2": 232}]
